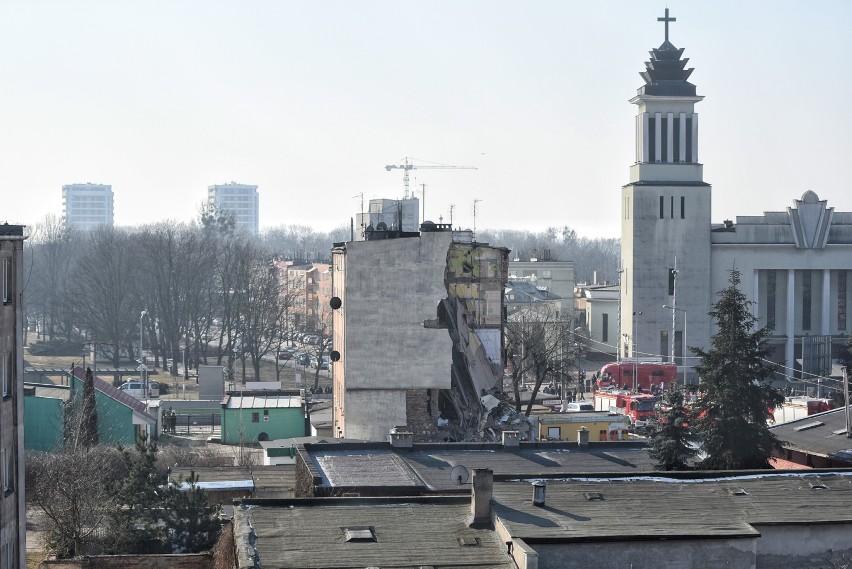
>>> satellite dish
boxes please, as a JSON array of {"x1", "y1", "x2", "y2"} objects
[{"x1": 450, "y1": 465, "x2": 470, "y2": 486}]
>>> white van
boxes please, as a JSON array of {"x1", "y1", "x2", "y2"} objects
[
  {"x1": 563, "y1": 401, "x2": 594, "y2": 412},
  {"x1": 118, "y1": 380, "x2": 160, "y2": 399}
]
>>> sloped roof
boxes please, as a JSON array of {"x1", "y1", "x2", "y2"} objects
[{"x1": 71, "y1": 366, "x2": 155, "y2": 424}]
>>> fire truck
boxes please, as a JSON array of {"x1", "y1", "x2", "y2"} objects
[
  {"x1": 597, "y1": 361, "x2": 678, "y2": 392},
  {"x1": 593, "y1": 391, "x2": 660, "y2": 431}
]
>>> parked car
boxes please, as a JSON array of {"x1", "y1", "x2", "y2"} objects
[
  {"x1": 312, "y1": 356, "x2": 330, "y2": 370},
  {"x1": 296, "y1": 353, "x2": 312, "y2": 367},
  {"x1": 118, "y1": 380, "x2": 160, "y2": 399},
  {"x1": 564, "y1": 402, "x2": 594, "y2": 412},
  {"x1": 277, "y1": 348, "x2": 295, "y2": 360}
]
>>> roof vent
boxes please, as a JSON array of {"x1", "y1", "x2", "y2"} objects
[
  {"x1": 809, "y1": 481, "x2": 829, "y2": 490},
  {"x1": 794, "y1": 421, "x2": 825, "y2": 432},
  {"x1": 343, "y1": 526, "x2": 376, "y2": 542},
  {"x1": 584, "y1": 492, "x2": 604, "y2": 501},
  {"x1": 457, "y1": 537, "x2": 481, "y2": 547},
  {"x1": 728, "y1": 488, "x2": 749, "y2": 496}
]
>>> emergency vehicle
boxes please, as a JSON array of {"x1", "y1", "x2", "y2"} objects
[
  {"x1": 597, "y1": 361, "x2": 678, "y2": 392},
  {"x1": 593, "y1": 390, "x2": 660, "y2": 431}
]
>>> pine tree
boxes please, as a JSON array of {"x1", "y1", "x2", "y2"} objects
[
  {"x1": 692, "y1": 269, "x2": 785, "y2": 470},
  {"x1": 81, "y1": 367, "x2": 99, "y2": 447},
  {"x1": 649, "y1": 385, "x2": 698, "y2": 470},
  {"x1": 159, "y1": 471, "x2": 223, "y2": 553}
]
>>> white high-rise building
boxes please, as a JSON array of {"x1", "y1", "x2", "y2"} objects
[
  {"x1": 208, "y1": 182, "x2": 260, "y2": 236},
  {"x1": 62, "y1": 183, "x2": 114, "y2": 231}
]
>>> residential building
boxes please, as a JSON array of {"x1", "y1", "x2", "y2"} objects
[
  {"x1": 275, "y1": 262, "x2": 330, "y2": 332},
  {"x1": 354, "y1": 196, "x2": 420, "y2": 240},
  {"x1": 504, "y1": 277, "x2": 563, "y2": 318},
  {"x1": 207, "y1": 182, "x2": 259, "y2": 236},
  {"x1": 330, "y1": 223, "x2": 509, "y2": 442},
  {"x1": 508, "y1": 258, "x2": 575, "y2": 317},
  {"x1": 575, "y1": 282, "x2": 620, "y2": 356},
  {"x1": 0, "y1": 224, "x2": 25, "y2": 569},
  {"x1": 621, "y1": 11, "x2": 852, "y2": 383},
  {"x1": 62, "y1": 183, "x2": 113, "y2": 230}
]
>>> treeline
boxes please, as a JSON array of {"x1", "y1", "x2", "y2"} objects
[{"x1": 24, "y1": 216, "x2": 618, "y2": 379}]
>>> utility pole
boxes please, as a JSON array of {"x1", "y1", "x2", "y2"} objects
[
  {"x1": 421, "y1": 183, "x2": 427, "y2": 223},
  {"x1": 473, "y1": 199, "x2": 481, "y2": 238},
  {"x1": 671, "y1": 256, "x2": 678, "y2": 363}
]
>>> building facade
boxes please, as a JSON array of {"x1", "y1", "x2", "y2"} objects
[
  {"x1": 62, "y1": 183, "x2": 114, "y2": 230},
  {"x1": 508, "y1": 259, "x2": 575, "y2": 317},
  {"x1": 620, "y1": 12, "x2": 852, "y2": 382},
  {"x1": 0, "y1": 225, "x2": 25, "y2": 569},
  {"x1": 331, "y1": 224, "x2": 509, "y2": 442},
  {"x1": 208, "y1": 182, "x2": 260, "y2": 236},
  {"x1": 354, "y1": 196, "x2": 419, "y2": 241}
]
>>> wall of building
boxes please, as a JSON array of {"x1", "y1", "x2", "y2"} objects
[
  {"x1": 221, "y1": 407, "x2": 306, "y2": 445},
  {"x1": 533, "y1": 536, "x2": 757, "y2": 569},
  {"x1": 23, "y1": 396, "x2": 63, "y2": 451},
  {"x1": 753, "y1": 523, "x2": 852, "y2": 568},
  {"x1": 69, "y1": 375, "x2": 136, "y2": 446},
  {"x1": 509, "y1": 260, "x2": 576, "y2": 317}
]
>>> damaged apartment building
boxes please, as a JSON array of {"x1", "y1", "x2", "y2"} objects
[{"x1": 330, "y1": 221, "x2": 514, "y2": 442}]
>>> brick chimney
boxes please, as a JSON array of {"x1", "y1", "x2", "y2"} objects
[{"x1": 469, "y1": 468, "x2": 493, "y2": 528}]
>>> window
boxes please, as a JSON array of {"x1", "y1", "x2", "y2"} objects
[
  {"x1": 252, "y1": 412, "x2": 260, "y2": 423},
  {"x1": 1, "y1": 447, "x2": 11, "y2": 494},
  {"x1": 839, "y1": 271, "x2": 847, "y2": 331},
  {"x1": 670, "y1": 196, "x2": 674, "y2": 219},
  {"x1": 2, "y1": 353, "x2": 8, "y2": 397},
  {"x1": 766, "y1": 270, "x2": 777, "y2": 329},
  {"x1": 680, "y1": 196, "x2": 685, "y2": 219},
  {"x1": 668, "y1": 269, "x2": 676, "y2": 296},
  {"x1": 2, "y1": 257, "x2": 9, "y2": 304},
  {"x1": 547, "y1": 427, "x2": 561, "y2": 440},
  {"x1": 659, "y1": 196, "x2": 665, "y2": 219},
  {"x1": 674, "y1": 330, "x2": 683, "y2": 365},
  {"x1": 601, "y1": 313, "x2": 609, "y2": 343}
]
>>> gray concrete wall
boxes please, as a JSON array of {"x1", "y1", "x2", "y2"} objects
[
  {"x1": 343, "y1": 389, "x2": 407, "y2": 442},
  {"x1": 535, "y1": 537, "x2": 757, "y2": 569},
  {"x1": 754, "y1": 523, "x2": 852, "y2": 568}
]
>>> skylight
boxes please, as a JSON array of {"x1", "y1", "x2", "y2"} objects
[{"x1": 793, "y1": 421, "x2": 825, "y2": 432}]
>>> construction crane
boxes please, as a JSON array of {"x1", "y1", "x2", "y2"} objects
[{"x1": 385, "y1": 157, "x2": 476, "y2": 201}]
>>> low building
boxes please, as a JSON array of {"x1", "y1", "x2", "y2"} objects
[
  {"x1": 575, "y1": 282, "x2": 620, "y2": 357},
  {"x1": 770, "y1": 406, "x2": 852, "y2": 468},
  {"x1": 220, "y1": 391, "x2": 308, "y2": 445},
  {"x1": 536, "y1": 411, "x2": 630, "y2": 442}
]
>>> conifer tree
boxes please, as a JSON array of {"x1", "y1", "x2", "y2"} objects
[
  {"x1": 81, "y1": 367, "x2": 99, "y2": 447},
  {"x1": 692, "y1": 269, "x2": 785, "y2": 470},
  {"x1": 649, "y1": 385, "x2": 697, "y2": 470},
  {"x1": 159, "y1": 471, "x2": 223, "y2": 553}
]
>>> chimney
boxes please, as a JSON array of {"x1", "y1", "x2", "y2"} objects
[
  {"x1": 593, "y1": 270, "x2": 598, "y2": 285},
  {"x1": 389, "y1": 427, "x2": 414, "y2": 448},
  {"x1": 502, "y1": 431, "x2": 520, "y2": 448},
  {"x1": 578, "y1": 427, "x2": 590, "y2": 447},
  {"x1": 532, "y1": 481, "x2": 547, "y2": 507},
  {"x1": 469, "y1": 468, "x2": 493, "y2": 528}
]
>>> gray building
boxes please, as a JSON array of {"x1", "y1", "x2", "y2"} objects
[
  {"x1": 1, "y1": 224, "x2": 26, "y2": 569},
  {"x1": 621, "y1": 11, "x2": 852, "y2": 381},
  {"x1": 354, "y1": 196, "x2": 420, "y2": 240},
  {"x1": 62, "y1": 183, "x2": 114, "y2": 230},
  {"x1": 509, "y1": 259, "x2": 575, "y2": 318},
  {"x1": 208, "y1": 182, "x2": 260, "y2": 236}
]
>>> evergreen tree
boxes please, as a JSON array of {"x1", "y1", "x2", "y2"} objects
[
  {"x1": 692, "y1": 269, "x2": 785, "y2": 470},
  {"x1": 103, "y1": 433, "x2": 164, "y2": 554},
  {"x1": 81, "y1": 367, "x2": 99, "y2": 447},
  {"x1": 159, "y1": 471, "x2": 223, "y2": 553},
  {"x1": 649, "y1": 385, "x2": 698, "y2": 470}
]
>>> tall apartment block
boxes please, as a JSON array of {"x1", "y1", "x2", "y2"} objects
[
  {"x1": 1, "y1": 224, "x2": 26, "y2": 569},
  {"x1": 62, "y1": 183, "x2": 114, "y2": 230},
  {"x1": 208, "y1": 182, "x2": 260, "y2": 236}
]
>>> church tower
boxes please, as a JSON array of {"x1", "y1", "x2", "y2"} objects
[{"x1": 621, "y1": 9, "x2": 711, "y2": 371}]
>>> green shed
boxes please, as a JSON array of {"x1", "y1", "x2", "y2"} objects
[{"x1": 220, "y1": 391, "x2": 308, "y2": 445}]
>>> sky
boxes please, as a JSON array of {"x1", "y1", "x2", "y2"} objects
[{"x1": 1, "y1": 1, "x2": 851, "y2": 239}]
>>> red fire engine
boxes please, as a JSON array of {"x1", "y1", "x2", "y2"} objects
[
  {"x1": 593, "y1": 391, "x2": 660, "y2": 431},
  {"x1": 597, "y1": 361, "x2": 678, "y2": 392}
]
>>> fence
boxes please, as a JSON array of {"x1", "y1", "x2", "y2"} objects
[{"x1": 161, "y1": 412, "x2": 221, "y2": 435}]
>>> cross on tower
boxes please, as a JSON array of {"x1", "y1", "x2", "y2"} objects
[{"x1": 658, "y1": 8, "x2": 676, "y2": 43}]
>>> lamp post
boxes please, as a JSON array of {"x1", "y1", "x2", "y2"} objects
[
  {"x1": 632, "y1": 311, "x2": 642, "y2": 391},
  {"x1": 663, "y1": 304, "x2": 687, "y2": 387},
  {"x1": 139, "y1": 310, "x2": 148, "y2": 400}
]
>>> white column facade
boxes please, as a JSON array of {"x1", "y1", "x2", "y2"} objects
[
  {"x1": 692, "y1": 113, "x2": 699, "y2": 163},
  {"x1": 666, "y1": 112, "x2": 674, "y2": 162},
  {"x1": 822, "y1": 269, "x2": 831, "y2": 336},
  {"x1": 654, "y1": 112, "x2": 662, "y2": 162},
  {"x1": 786, "y1": 269, "x2": 795, "y2": 376}
]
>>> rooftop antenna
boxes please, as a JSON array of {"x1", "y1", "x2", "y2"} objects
[
  {"x1": 449, "y1": 204, "x2": 455, "y2": 227},
  {"x1": 353, "y1": 193, "x2": 364, "y2": 238}
]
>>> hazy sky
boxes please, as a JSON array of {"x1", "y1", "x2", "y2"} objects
[{"x1": 2, "y1": 1, "x2": 850, "y2": 238}]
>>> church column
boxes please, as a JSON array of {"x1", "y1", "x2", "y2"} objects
[
  {"x1": 786, "y1": 269, "x2": 795, "y2": 377},
  {"x1": 655, "y1": 112, "x2": 662, "y2": 162},
  {"x1": 666, "y1": 112, "x2": 674, "y2": 162},
  {"x1": 692, "y1": 114, "x2": 699, "y2": 163},
  {"x1": 679, "y1": 112, "x2": 687, "y2": 162},
  {"x1": 822, "y1": 269, "x2": 831, "y2": 336},
  {"x1": 642, "y1": 113, "x2": 650, "y2": 163},
  {"x1": 753, "y1": 270, "x2": 760, "y2": 319}
]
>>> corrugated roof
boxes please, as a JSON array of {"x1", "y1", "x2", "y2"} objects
[{"x1": 224, "y1": 395, "x2": 302, "y2": 409}]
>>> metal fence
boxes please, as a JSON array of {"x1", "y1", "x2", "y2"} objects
[{"x1": 161, "y1": 412, "x2": 221, "y2": 435}]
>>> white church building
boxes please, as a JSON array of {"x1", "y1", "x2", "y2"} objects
[{"x1": 620, "y1": 10, "x2": 852, "y2": 384}]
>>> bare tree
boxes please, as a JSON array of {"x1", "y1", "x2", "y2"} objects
[
  {"x1": 239, "y1": 253, "x2": 288, "y2": 381},
  {"x1": 28, "y1": 214, "x2": 78, "y2": 341},
  {"x1": 505, "y1": 305, "x2": 580, "y2": 416}
]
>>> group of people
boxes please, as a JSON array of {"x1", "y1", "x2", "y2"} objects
[{"x1": 162, "y1": 407, "x2": 178, "y2": 434}]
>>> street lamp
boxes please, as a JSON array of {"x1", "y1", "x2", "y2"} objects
[
  {"x1": 139, "y1": 310, "x2": 148, "y2": 399},
  {"x1": 632, "y1": 311, "x2": 642, "y2": 391},
  {"x1": 663, "y1": 304, "x2": 687, "y2": 387}
]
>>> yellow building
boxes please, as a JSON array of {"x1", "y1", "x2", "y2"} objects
[{"x1": 536, "y1": 412, "x2": 630, "y2": 442}]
